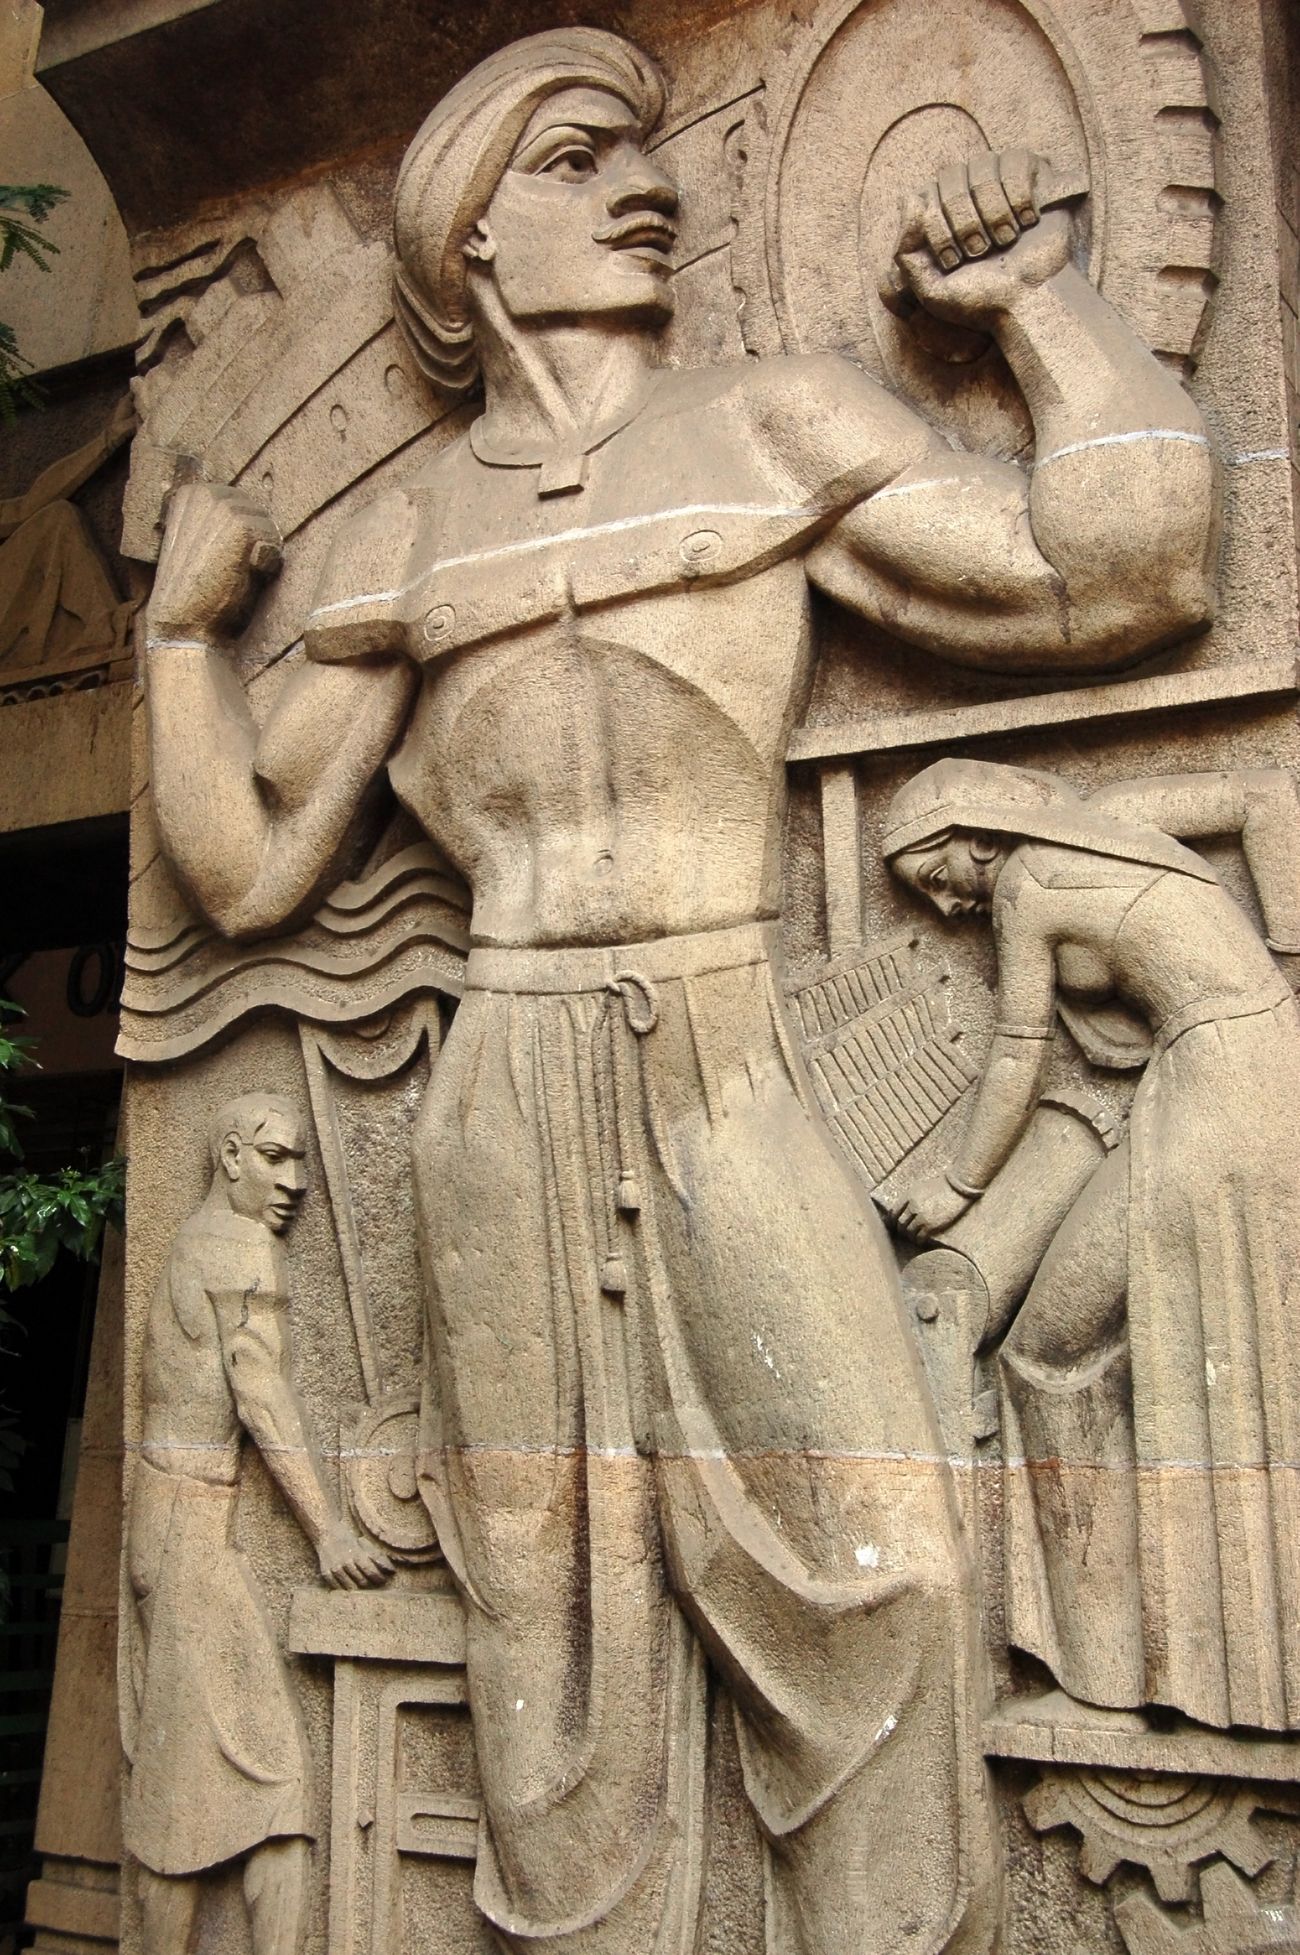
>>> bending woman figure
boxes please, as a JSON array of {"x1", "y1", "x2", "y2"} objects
[{"x1": 886, "y1": 757, "x2": 1300, "y2": 1732}]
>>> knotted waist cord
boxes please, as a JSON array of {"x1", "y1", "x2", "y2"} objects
[
  {"x1": 464, "y1": 920, "x2": 777, "y2": 1301},
  {"x1": 596, "y1": 971, "x2": 659, "y2": 1295}
]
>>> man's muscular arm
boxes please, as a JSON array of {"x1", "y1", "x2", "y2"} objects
[
  {"x1": 146, "y1": 484, "x2": 416, "y2": 940},
  {"x1": 212, "y1": 1286, "x2": 392, "y2": 1589},
  {"x1": 801, "y1": 152, "x2": 1218, "y2": 674}
]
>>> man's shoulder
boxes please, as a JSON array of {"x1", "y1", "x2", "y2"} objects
[
  {"x1": 651, "y1": 352, "x2": 936, "y2": 502},
  {"x1": 170, "y1": 1209, "x2": 285, "y2": 1299},
  {"x1": 316, "y1": 480, "x2": 422, "y2": 574},
  {"x1": 307, "y1": 471, "x2": 435, "y2": 656},
  {"x1": 650, "y1": 351, "x2": 895, "y2": 419}
]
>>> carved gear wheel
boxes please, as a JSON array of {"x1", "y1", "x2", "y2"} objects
[
  {"x1": 1024, "y1": 1768, "x2": 1272, "y2": 1904},
  {"x1": 731, "y1": 0, "x2": 1219, "y2": 463},
  {"x1": 342, "y1": 1392, "x2": 442, "y2": 1565},
  {"x1": 1115, "y1": 1860, "x2": 1300, "y2": 1955}
]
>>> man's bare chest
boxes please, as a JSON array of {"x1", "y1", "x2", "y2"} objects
[
  {"x1": 401, "y1": 559, "x2": 815, "y2": 796},
  {"x1": 304, "y1": 372, "x2": 849, "y2": 673}
]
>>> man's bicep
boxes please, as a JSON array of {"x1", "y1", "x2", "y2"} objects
[
  {"x1": 255, "y1": 654, "x2": 416, "y2": 819},
  {"x1": 805, "y1": 453, "x2": 1066, "y2": 668}
]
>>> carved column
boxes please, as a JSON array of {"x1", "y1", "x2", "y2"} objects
[{"x1": 26, "y1": 1, "x2": 1300, "y2": 1951}]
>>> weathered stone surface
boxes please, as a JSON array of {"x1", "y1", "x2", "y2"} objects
[
  {"x1": 20, "y1": 1, "x2": 1297, "y2": 1950},
  {"x1": 27, "y1": 1223, "x2": 126, "y2": 1955},
  {"x1": 0, "y1": 682, "x2": 132, "y2": 831}
]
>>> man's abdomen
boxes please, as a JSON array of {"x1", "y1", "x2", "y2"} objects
[{"x1": 390, "y1": 576, "x2": 811, "y2": 948}]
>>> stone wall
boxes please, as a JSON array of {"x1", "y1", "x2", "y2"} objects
[{"x1": 23, "y1": 3, "x2": 1300, "y2": 1952}]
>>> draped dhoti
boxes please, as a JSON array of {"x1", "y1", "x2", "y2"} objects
[
  {"x1": 124, "y1": 1458, "x2": 313, "y2": 1877},
  {"x1": 414, "y1": 920, "x2": 997, "y2": 1955}
]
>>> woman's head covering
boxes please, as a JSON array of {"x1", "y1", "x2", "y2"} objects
[
  {"x1": 392, "y1": 29, "x2": 666, "y2": 395},
  {"x1": 882, "y1": 758, "x2": 1217, "y2": 882}
]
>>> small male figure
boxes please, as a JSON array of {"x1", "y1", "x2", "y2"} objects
[{"x1": 124, "y1": 1093, "x2": 391, "y2": 1955}]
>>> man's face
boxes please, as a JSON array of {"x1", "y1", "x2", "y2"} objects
[
  {"x1": 473, "y1": 85, "x2": 679, "y2": 327},
  {"x1": 221, "y1": 1111, "x2": 308, "y2": 1234},
  {"x1": 892, "y1": 834, "x2": 1003, "y2": 919}
]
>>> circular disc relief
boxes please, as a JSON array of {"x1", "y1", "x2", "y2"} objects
[{"x1": 732, "y1": 0, "x2": 1218, "y2": 459}]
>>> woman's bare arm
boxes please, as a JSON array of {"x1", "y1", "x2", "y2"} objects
[
  {"x1": 895, "y1": 859, "x2": 1057, "y2": 1240},
  {"x1": 1090, "y1": 769, "x2": 1300, "y2": 951},
  {"x1": 947, "y1": 863, "x2": 1059, "y2": 1191}
]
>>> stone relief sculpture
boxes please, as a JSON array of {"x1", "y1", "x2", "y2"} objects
[
  {"x1": 123, "y1": 1095, "x2": 391, "y2": 1955},
  {"x1": 886, "y1": 759, "x2": 1300, "y2": 1734},
  {"x1": 132, "y1": 24, "x2": 1226, "y2": 1954},
  {"x1": 0, "y1": 392, "x2": 135, "y2": 684}
]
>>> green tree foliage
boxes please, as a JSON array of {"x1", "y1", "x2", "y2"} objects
[
  {"x1": 0, "y1": 1005, "x2": 124, "y2": 1497},
  {"x1": 0, "y1": 182, "x2": 69, "y2": 419},
  {"x1": 0, "y1": 1008, "x2": 123, "y2": 1293},
  {"x1": 0, "y1": 178, "x2": 109, "y2": 1529}
]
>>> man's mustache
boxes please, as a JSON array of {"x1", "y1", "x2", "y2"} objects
[{"x1": 591, "y1": 212, "x2": 678, "y2": 246}]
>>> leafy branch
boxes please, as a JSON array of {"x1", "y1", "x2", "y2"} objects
[
  {"x1": 0, "y1": 1003, "x2": 124, "y2": 1294},
  {"x1": 0, "y1": 183, "x2": 68, "y2": 269},
  {"x1": 0, "y1": 183, "x2": 69, "y2": 420},
  {"x1": 0, "y1": 1002, "x2": 122, "y2": 1510}
]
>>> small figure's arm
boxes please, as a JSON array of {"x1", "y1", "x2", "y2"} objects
[
  {"x1": 212, "y1": 1285, "x2": 392, "y2": 1589},
  {"x1": 795, "y1": 153, "x2": 1218, "y2": 674},
  {"x1": 895, "y1": 859, "x2": 1057, "y2": 1241},
  {"x1": 145, "y1": 484, "x2": 417, "y2": 939},
  {"x1": 1089, "y1": 768, "x2": 1300, "y2": 954}
]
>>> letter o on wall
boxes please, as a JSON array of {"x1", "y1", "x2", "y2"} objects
[{"x1": 67, "y1": 943, "x2": 119, "y2": 1018}]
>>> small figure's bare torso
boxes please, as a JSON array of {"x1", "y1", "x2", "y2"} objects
[
  {"x1": 140, "y1": 1213, "x2": 282, "y2": 1485},
  {"x1": 1010, "y1": 844, "x2": 1285, "y2": 1029}
]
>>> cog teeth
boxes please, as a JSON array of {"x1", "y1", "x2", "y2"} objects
[
  {"x1": 1114, "y1": 1860, "x2": 1300, "y2": 1954},
  {"x1": 1199, "y1": 1861, "x2": 1260, "y2": 1930},
  {"x1": 1023, "y1": 1782, "x2": 1071, "y2": 1835},
  {"x1": 1215, "y1": 1814, "x2": 1273, "y2": 1880},
  {"x1": 1078, "y1": 1837, "x2": 1123, "y2": 1887},
  {"x1": 1113, "y1": 1891, "x2": 1186, "y2": 1955},
  {"x1": 1150, "y1": 1858, "x2": 1197, "y2": 1905}
]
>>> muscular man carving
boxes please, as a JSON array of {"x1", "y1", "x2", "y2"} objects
[{"x1": 140, "y1": 30, "x2": 1219, "y2": 1955}]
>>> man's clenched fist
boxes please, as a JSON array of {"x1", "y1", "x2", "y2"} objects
[
  {"x1": 885, "y1": 149, "x2": 1080, "y2": 330},
  {"x1": 148, "y1": 480, "x2": 282, "y2": 646}
]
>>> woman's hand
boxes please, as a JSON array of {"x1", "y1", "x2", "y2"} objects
[
  {"x1": 106, "y1": 390, "x2": 138, "y2": 451},
  {"x1": 892, "y1": 1172, "x2": 974, "y2": 1243}
]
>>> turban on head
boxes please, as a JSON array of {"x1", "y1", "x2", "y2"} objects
[{"x1": 392, "y1": 29, "x2": 666, "y2": 396}]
